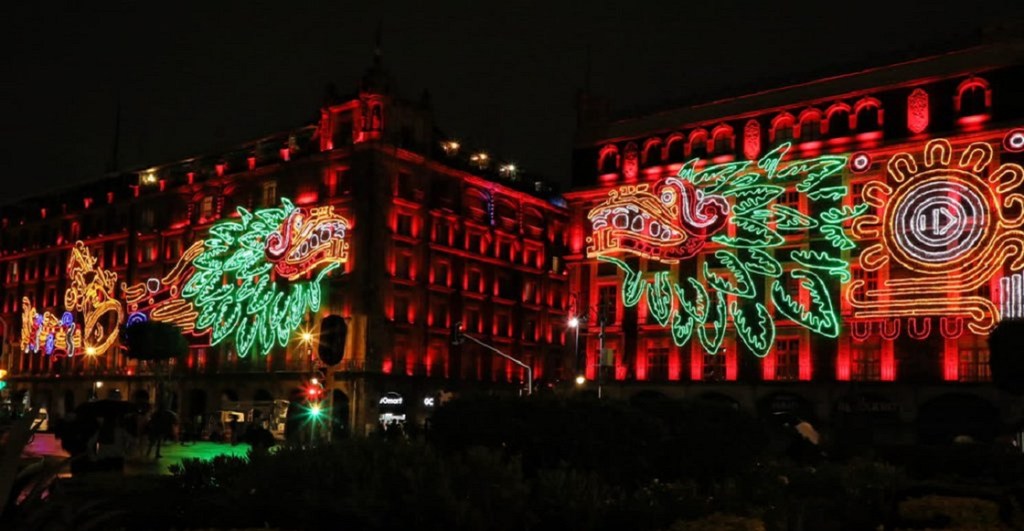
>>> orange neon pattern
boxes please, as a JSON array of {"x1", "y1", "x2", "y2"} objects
[{"x1": 848, "y1": 138, "x2": 1024, "y2": 336}]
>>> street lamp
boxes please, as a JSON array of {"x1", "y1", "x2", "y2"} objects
[
  {"x1": 575, "y1": 375, "x2": 586, "y2": 386},
  {"x1": 567, "y1": 305, "x2": 608, "y2": 398}
]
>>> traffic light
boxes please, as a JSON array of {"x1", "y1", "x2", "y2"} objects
[
  {"x1": 305, "y1": 377, "x2": 324, "y2": 401},
  {"x1": 450, "y1": 321, "x2": 465, "y2": 346},
  {"x1": 0, "y1": 369, "x2": 6, "y2": 391}
]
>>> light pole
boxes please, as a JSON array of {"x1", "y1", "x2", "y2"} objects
[
  {"x1": 568, "y1": 308, "x2": 608, "y2": 399},
  {"x1": 451, "y1": 323, "x2": 532, "y2": 396}
]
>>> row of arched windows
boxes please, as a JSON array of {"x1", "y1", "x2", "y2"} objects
[{"x1": 598, "y1": 76, "x2": 992, "y2": 174}]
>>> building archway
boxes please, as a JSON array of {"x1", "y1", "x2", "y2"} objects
[
  {"x1": 917, "y1": 393, "x2": 998, "y2": 444},
  {"x1": 332, "y1": 389, "x2": 350, "y2": 440},
  {"x1": 63, "y1": 390, "x2": 76, "y2": 417},
  {"x1": 221, "y1": 389, "x2": 239, "y2": 406},
  {"x1": 757, "y1": 392, "x2": 816, "y2": 422},
  {"x1": 188, "y1": 389, "x2": 207, "y2": 419},
  {"x1": 630, "y1": 390, "x2": 670, "y2": 407},
  {"x1": 132, "y1": 389, "x2": 150, "y2": 412},
  {"x1": 284, "y1": 388, "x2": 306, "y2": 445},
  {"x1": 697, "y1": 391, "x2": 740, "y2": 411}
]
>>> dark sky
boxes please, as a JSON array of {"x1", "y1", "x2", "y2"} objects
[{"x1": 3, "y1": 1, "x2": 1023, "y2": 203}]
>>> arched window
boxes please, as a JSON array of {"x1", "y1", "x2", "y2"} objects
[
  {"x1": 642, "y1": 138, "x2": 662, "y2": 166},
  {"x1": 711, "y1": 124, "x2": 733, "y2": 154},
  {"x1": 465, "y1": 188, "x2": 490, "y2": 224},
  {"x1": 854, "y1": 97, "x2": 882, "y2": 131},
  {"x1": 770, "y1": 113, "x2": 795, "y2": 143},
  {"x1": 798, "y1": 109, "x2": 822, "y2": 141},
  {"x1": 743, "y1": 120, "x2": 761, "y2": 160},
  {"x1": 688, "y1": 129, "x2": 708, "y2": 158},
  {"x1": 907, "y1": 88, "x2": 929, "y2": 134},
  {"x1": 598, "y1": 144, "x2": 619, "y2": 174},
  {"x1": 825, "y1": 103, "x2": 851, "y2": 137},
  {"x1": 956, "y1": 77, "x2": 990, "y2": 117},
  {"x1": 665, "y1": 134, "x2": 685, "y2": 161}
]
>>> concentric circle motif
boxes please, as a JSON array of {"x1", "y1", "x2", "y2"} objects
[
  {"x1": 890, "y1": 176, "x2": 989, "y2": 266},
  {"x1": 1005, "y1": 129, "x2": 1024, "y2": 153},
  {"x1": 850, "y1": 152, "x2": 871, "y2": 173}
]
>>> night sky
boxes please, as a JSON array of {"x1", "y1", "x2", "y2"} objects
[{"x1": 3, "y1": 1, "x2": 1023, "y2": 203}]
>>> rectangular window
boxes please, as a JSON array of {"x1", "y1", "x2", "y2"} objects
[
  {"x1": 467, "y1": 233, "x2": 482, "y2": 254},
  {"x1": 464, "y1": 308, "x2": 481, "y2": 333},
  {"x1": 778, "y1": 190, "x2": 800, "y2": 209},
  {"x1": 496, "y1": 274, "x2": 516, "y2": 300},
  {"x1": 853, "y1": 267, "x2": 878, "y2": 292},
  {"x1": 113, "y1": 244, "x2": 126, "y2": 267},
  {"x1": 141, "y1": 207, "x2": 155, "y2": 228},
  {"x1": 775, "y1": 338, "x2": 800, "y2": 381},
  {"x1": 959, "y1": 337, "x2": 991, "y2": 382},
  {"x1": 165, "y1": 238, "x2": 183, "y2": 260},
  {"x1": 597, "y1": 285, "x2": 617, "y2": 324},
  {"x1": 498, "y1": 241, "x2": 513, "y2": 261},
  {"x1": 597, "y1": 261, "x2": 618, "y2": 277},
  {"x1": 522, "y1": 319, "x2": 537, "y2": 341},
  {"x1": 704, "y1": 351, "x2": 727, "y2": 381},
  {"x1": 396, "y1": 214, "x2": 413, "y2": 237},
  {"x1": 523, "y1": 247, "x2": 538, "y2": 268},
  {"x1": 435, "y1": 221, "x2": 450, "y2": 246},
  {"x1": 852, "y1": 339, "x2": 882, "y2": 381},
  {"x1": 200, "y1": 197, "x2": 214, "y2": 220},
  {"x1": 468, "y1": 269, "x2": 483, "y2": 292},
  {"x1": 397, "y1": 172, "x2": 415, "y2": 200},
  {"x1": 522, "y1": 280, "x2": 536, "y2": 304},
  {"x1": 393, "y1": 295, "x2": 410, "y2": 323},
  {"x1": 433, "y1": 261, "x2": 450, "y2": 286},
  {"x1": 496, "y1": 314, "x2": 511, "y2": 337},
  {"x1": 648, "y1": 347, "x2": 669, "y2": 381},
  {"x1": 262, "y1": 181, "x2": 277, "y2": 206},
  {"x1": 395, "y1": 253, "x2": 412, "y2": 280},
  {"x1": 328, "y1": 169, "x2": 349, "y2": 197},
  {"x1": 430, "y1": 302, "x2": 448, "y2": 329}
]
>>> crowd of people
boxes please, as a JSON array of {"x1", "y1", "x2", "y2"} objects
[{"x1": 54, "y1": 404, "x2": 276, "y2": 475}]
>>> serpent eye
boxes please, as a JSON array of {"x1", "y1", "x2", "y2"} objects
[{"x1": 660, "y1": 189, "x2": 676, "y2": 205}]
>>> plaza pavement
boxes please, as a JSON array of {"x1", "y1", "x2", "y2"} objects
[{"x1": 22, "y1": 433, "x2": 252, "y2": 476}]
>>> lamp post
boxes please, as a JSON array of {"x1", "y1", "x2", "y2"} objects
[
  {"x1": 568, "y1": 305, "x2": 608, "y2": 399},
  {"x1": 451, "y1": 323, "x2": 532, "y2": 396}
]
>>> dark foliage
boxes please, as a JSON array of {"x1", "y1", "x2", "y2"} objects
[
  {"x1": 989, "y1": 319, "x2": 1024, "y2": 395},
  {"x1": 427, "y1": 395, "x2": 767, "y2": 488},
  {"x1": 122, "y1": 320, "x2": 188, "y2": 362}
]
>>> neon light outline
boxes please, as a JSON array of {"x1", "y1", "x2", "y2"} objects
[
  {"x1": 848, "y1": 138, "x2": 1024, "y2": 336},
  {"x1": 588, "y1": 143, "x2": 858, "y2": 359}
]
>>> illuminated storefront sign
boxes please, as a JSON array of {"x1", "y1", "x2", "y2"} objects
[
  {"x1": 21, "y1": 199, "x2": 349, "y2": 358},
  {"x1": 586, "y1": 143, "x2": 859, "y2": 359}
]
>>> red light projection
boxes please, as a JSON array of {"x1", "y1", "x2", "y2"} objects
[
  {"x1": 743, "y1": 120, "x2": 761, "y2": 160},
  {"x1": 907, "y1": 88, "x2": 929, "y2": 134}
]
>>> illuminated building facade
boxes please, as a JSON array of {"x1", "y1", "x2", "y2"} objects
[
  {"x1": 0, "y1": 59, "x2": 569, "y2": 435},
  {"x1": 565, "y1": 38, "x2": 1024, "y2": 442}
]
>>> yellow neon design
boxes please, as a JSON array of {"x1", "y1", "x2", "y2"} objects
[{"x1": 848, "y1": 138, "x2": 1024, "y2": 334}]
